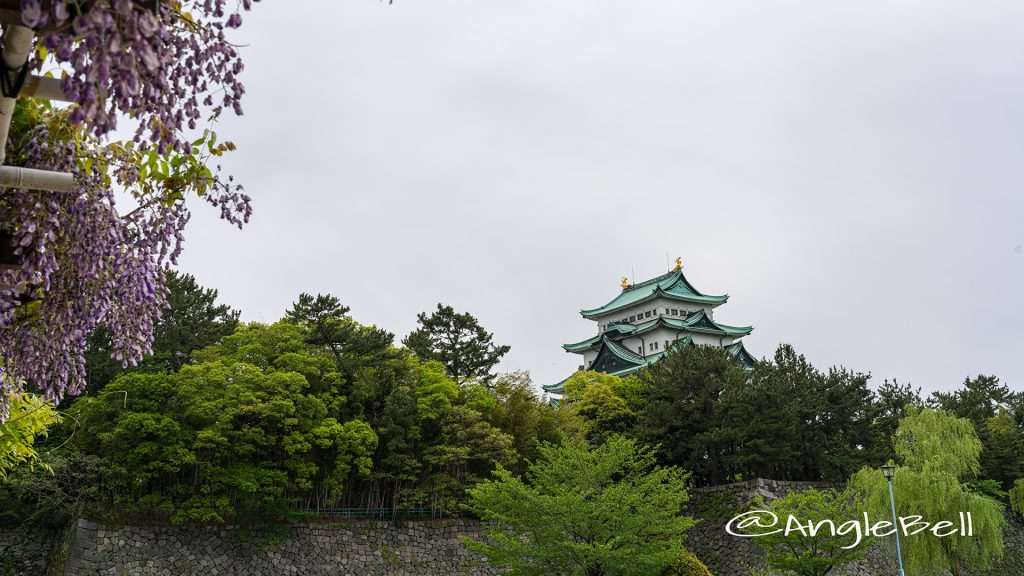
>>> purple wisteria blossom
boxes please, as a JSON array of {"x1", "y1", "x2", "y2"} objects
[{"x1": 0, "y1": 0, "x2": 258, "y2": 417}]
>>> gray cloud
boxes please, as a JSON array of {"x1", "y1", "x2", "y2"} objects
[{"x1": 175, "y1": 0, "x2": 1024, "y2": 394}]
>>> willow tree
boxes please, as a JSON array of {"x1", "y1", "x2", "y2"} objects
[
  {"x1": 1011, "y1": 479, "x2": 1024, "y2": 518},
  {"x1": 850, "y1": 407, "x2": 1005, "y2": 575},
  {"x1": 0, "y1": 392, "x2": 59, "y2": 478}
]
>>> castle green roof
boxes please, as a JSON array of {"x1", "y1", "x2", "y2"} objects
[
  {"x1": 562, "y1": 334, "x2": 602, "y2": 352},
  {"x1": 543, "y1": 335, "x2": 695, "y2": 394},
  {"x1": 726, "y1": 341, "x2": 757, "y2": 369},
  {"x1": 580, "y1": 269, "x2": 728, "y2": 319},
  {"x1": 562, "y1": 309, "x2": 752, "y2": 353},
  {"x1": 663, "y1": 310, "x2": 752, "y2": 337}
]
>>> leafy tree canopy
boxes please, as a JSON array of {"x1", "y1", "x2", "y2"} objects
[
  {"x1": 465, "y1": 436, "x2": 696, "y2": 576},
  {"x1": 8, "y1": 295, "x2": 561, "y2": 527}
]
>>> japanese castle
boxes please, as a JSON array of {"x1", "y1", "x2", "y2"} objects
[{"x1": 544, "y1": 259, "x2": 756, "y2": 395}]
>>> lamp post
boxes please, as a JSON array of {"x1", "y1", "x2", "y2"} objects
[{"x1": 880, "y1": 465, "x2": 905, "y2": 576}]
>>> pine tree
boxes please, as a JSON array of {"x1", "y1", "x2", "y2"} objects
[{"x1": 403, "y1": 304, "x2": 510, "y2": 385}]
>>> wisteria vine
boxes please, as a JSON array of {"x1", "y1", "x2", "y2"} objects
[
  {"x1": 0, "y1": 0, "x2": 259, "y2": 418},
  {"x1": 22, "y1": 0, "x2": 257, "y2": 154}
]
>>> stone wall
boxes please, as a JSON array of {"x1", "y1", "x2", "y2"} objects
[
  {"x1": 62, "y1": 518, "x2": 498, "y2": 576},
  {"x1": 685, "y1": 479, "x2": 896, "y2": 576},
  {"x1": 0, "y1": 531, "x2": 52, "y2": 576}
]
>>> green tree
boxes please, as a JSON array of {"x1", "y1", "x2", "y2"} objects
[
  {"x1": 465, "y1": 436, "x2": 696, "y2": 576},
  {"x1": 285, "y1": 293, "x2": 351, "y2": 349},
  {"x1": 747, "y1": 488, "x2": 871, "y2": 576},
  {"x1": 403, "y1": 304, "x2": 510, "y2": 385},
  {"x1": 850, "y1": 407, "x2": 1006, "y2": 576},
  {"x1": 979, "y1": 407, "x2": 1024, "y2": 493},
  {"x1": 931, "y1": 374, "x2": 1018, "y2": 424},
  {"x1": 570, "y1": 380, "x2": 636, "y2": 443},
  {"x1": 561, "y1": 371, "x2": 648, "y2": 411},
  {"x1": 705, "y1": 344, "x2": 873, "y2": 484},
  {"x1": 374, "y1": 380, "x2": 422, "y2": 511},
  {"x1": 68, "y1": 321, "x2": 381, "y2": 522}
]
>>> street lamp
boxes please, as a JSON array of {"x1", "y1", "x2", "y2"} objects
[{"x1": 880, "y1": 465, "x2": 906, "y2": 576}]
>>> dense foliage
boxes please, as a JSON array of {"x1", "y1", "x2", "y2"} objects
[
  {"x1": 566, "y1": 344, "x2": 920, "y2": 486},
  {"x1": 2, "y1": 284, "x2": 569, "y2": 526},
  {"x1": 465, "y1": 436, "x2": 696, "y2": 576},
  {"x1": 850, "y1": 407, "x2": 1006, "y2": 576}
]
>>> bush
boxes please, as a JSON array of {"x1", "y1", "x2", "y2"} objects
[{"x1": 663, "y1": 549, "x2": 714, "y2": 576}]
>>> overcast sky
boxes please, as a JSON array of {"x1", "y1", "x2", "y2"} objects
[{"x1": 174, "y1": 0, "x2": 1024, "y2": 394}]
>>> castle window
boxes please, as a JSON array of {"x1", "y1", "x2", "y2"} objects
[
  {"x1": 644, "y1": 311, "x2": 651, "y2": 318},
  {"x1": 629, "y1": 315, "x2": 636, "y2": 322},
  {"x1": 665, "y1": 340, "x2": 670, "y2": 349},
  {"x1": 637, "y1": 346, "x2": 642, "y2": 354},
  {"x1": 670, "y1": 308, "x2": 678, "y2": 315}
]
